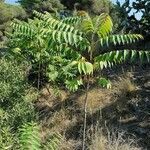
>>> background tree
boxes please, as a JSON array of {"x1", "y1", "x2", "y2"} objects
[
  {"x1": 0, "y1": 1, "x2": 26, "y2": 47},
  {"x1": 115, "y1": 0, "x2": 150, "y2": 49},
  {"x1": 116, "y1": 0, "x2": 150, "y2": 38},
  {"x1": 18, "y1": 0, "x2": 64, "y2": 13},
  {"x1": 61, "y1": 0, "x2": 113, "y2": 15}
]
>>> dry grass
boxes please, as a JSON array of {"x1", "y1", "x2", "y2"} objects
[
  {"x1": 112, "y1": 76, "x2": 137, "y2": 97},
  {"x1": 36, "y1": 85, "x2": 57, "y2": 108},
  {"x1": 40, "y1": 131, "x2": 77, "y2": 150},
  {"x1": 76, "y1": 74, "x2": 137, "y2": 114},
  {"x1": 40, "y1": 109, "x2": 76, "y2": 133},
  {"x1": 111, "y1": 75, "x2": 138, "y2": 112},
  {"x1": 59, "y1": 138, "x2": 81, "y2": 150},
  {"x1": 48, "y1": 109, "x2": 75, "y2": 132},
  {"x1": 38, "y1": 73, "x2": 140, "y2": 150},
  {"x1": 36, "y1": 85, "x2": 69, "y2": 114},
  {"x1": 77, "y1": 88, "x2": 113, "y2": 113},
  {"x1": 89, "y1": 129, "x2": 141, "y2": 150}
]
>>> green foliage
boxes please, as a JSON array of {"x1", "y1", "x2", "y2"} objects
[
  {"x1": 19, "y1": 122, "x2": 62, "y2": 150},
  {"x1": 0, "y1": 120, "x2": 61, "y2": 149},
  {"x1": 61, "y1": 0, "x2": 113, "y2": 15},
  {"x1": 91, "y1": 0, "x2": 113, "y2": 14},
  {"x1": 0, "y1": 2, "x2": 27, "y2": 47},
  {"x1": 2, "y1": 7, "x2": 150, "y2": 150},
  {"x1": 82, "y1": 12, "x2": 143, "y2": 45},
  {"x1": 94, "y1": 50, "x2": 150, "y2": 70},
  {"x1": 42, "y1": 133, "x2": 62, "y2": 150},
  {"x1": 19, "y1": 122, "x2": 41, "y2": 150},
  {"x1": 98, "y1": 77, "x2": 111, "y2": 89},
  {"x1": 77, "y1": 58, "x2": 93, "y2": 75},
  {"x1": 8, "y1": 11, "x2": 87, "y2": 88},
  {"x1": 61, "y1": 16, "x2": 82, "y2": 25},
  {"x1": 0, "y1": 3, "x2": 26, "y2": 23},
  {"x1": 0, "y1": 58, "x2": 37, "y2": 149},
  {"x1": 116, "y1": 0, "x2": 150, "y2": 38},
  {"x1": 99, "y1": 34, "x2": 143, "y2": 46},
  {"x1": 65, "y1": 78, "x2": 83, "y2": 92},
  {"x1": 9, "y1": 11, "x2": 150, "y2": 92},
  {"x1": 0, "y1": 126, "x2": 15, "y2": 150},
  {"x1": 0, "y1": 58, "x2": 38, "y2": 150},
  {"x1": 18, "y1": 0, "x2": 64, "y2": 13}
]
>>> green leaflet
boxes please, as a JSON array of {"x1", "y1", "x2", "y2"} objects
[
  {"x1": 11, "y1": 22, "x2": 36, "y2": 38},
  {"x1": 94, "y1": 50, "x2": 150, "y2": 70},
  {"x1": 130, "y1": 50, "x2": 137, "y2": 62},
  {"x1": 139, "y1": 51, "x2": 145, "y2": 62},
  {"x1": 61, "y1": 16, "x2": 82, "y2": 24},
  {"x1": 78, "y1": 62, "x2": 82, "y2": 74},
  {"x1": 99, "y1": 34, "x2": 143, "y2": 47},
  {"x1": 19, "y1": 123, "x2": 41, "y2": 150},
  {"x1": 85, "y1": 62, "x2": 93, "y2": 74},
  {"x1": 98, "y1": 13, "x2": 113, "y2": 38},
  {"x1": 82, "y1": 14, "x2": 94, "y2": 34},
  {"x1": 81, "y1": 61, "x2": 86, "y2": 74},
  {"x1": 123, "y1": 50, "x2": 130, "y2": 60},
  {"x1": 98, "y1": 77, "x2": 111, "y2": 89},
  {"x1": 47, "y1": 71, "x2": 59, "y2": 81},
  {"x1": 78, "y1": 59, "x2": 93, "y2": 75},
  {"x1": 65, "y1": 78, "x2": 83, "y2": 92},
  {"x1": 33, "y1": 10, "x2": 83, "y2": 36},
  {"x1": 44, "y1": 29, "x2": 87, "y2": 50},
  {"x1": 145, "y1": 51, "x2": 150, "y2": 62}
]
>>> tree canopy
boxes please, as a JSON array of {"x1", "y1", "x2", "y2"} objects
[
  {"x1": 18, "y1": 0, "x2": 64, "y2": 12},
  {"x1": 116, "y1": 0, "x2": 150, "y2": 38},
  {"x1": 61, "y1": 0, "x2": 113, "y2": 14},
  {"x1": 0, "y1": 1, "x2": 26, "y2": 45}
]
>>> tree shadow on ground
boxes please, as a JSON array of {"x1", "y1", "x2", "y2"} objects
[
  {"x1": 65, "y1": 66, "x2": 150, "y2": 149},
  {"x1": 36, "y1": 65, "x2": 150, "y2": 149}
]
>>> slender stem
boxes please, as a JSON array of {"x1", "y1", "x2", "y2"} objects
[
  {"x1": 82, "y1": 31, "x2": 95, "y2": 150},
  {"x1": 82, "y1": 78, "x2": 90, "y2": 150},
  {"x1": 90, "y1": 33, "x2": 95, "y2": 62},
  {"x1": 37, "y1": 61, "x2": 41, "y2": 90}
]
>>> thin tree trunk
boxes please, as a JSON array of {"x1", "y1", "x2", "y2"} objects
[
  {"x1": 82, "y1": 80, "x2": 90, "y2": 150},
  {"x1": 37, "y1": 62, "x2": 41, "y2": 90}
]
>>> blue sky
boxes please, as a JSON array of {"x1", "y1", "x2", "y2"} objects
[{"x1": 5, "y1": 0, "x2": 17, "y2": 4}]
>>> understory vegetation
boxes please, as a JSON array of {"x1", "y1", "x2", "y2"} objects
[{"x1": 0, "y1": 0, "x2": 150, "y2": 149}]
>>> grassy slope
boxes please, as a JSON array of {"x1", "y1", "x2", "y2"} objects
[{"x1": 36, "y1": 64, "x2": 150, "y2": 149}]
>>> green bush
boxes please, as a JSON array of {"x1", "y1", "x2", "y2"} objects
[{"x1": 0, "y1": 58, "x2": 37, "y2": 148}]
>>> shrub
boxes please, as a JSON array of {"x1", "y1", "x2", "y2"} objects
[{"x1": 0, "y1": 58, "x2": 37, "y2": 148}]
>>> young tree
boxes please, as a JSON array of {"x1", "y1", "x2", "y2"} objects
[{"x1": 10, "y1": 11, "x2": 150, "y2": 149}]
